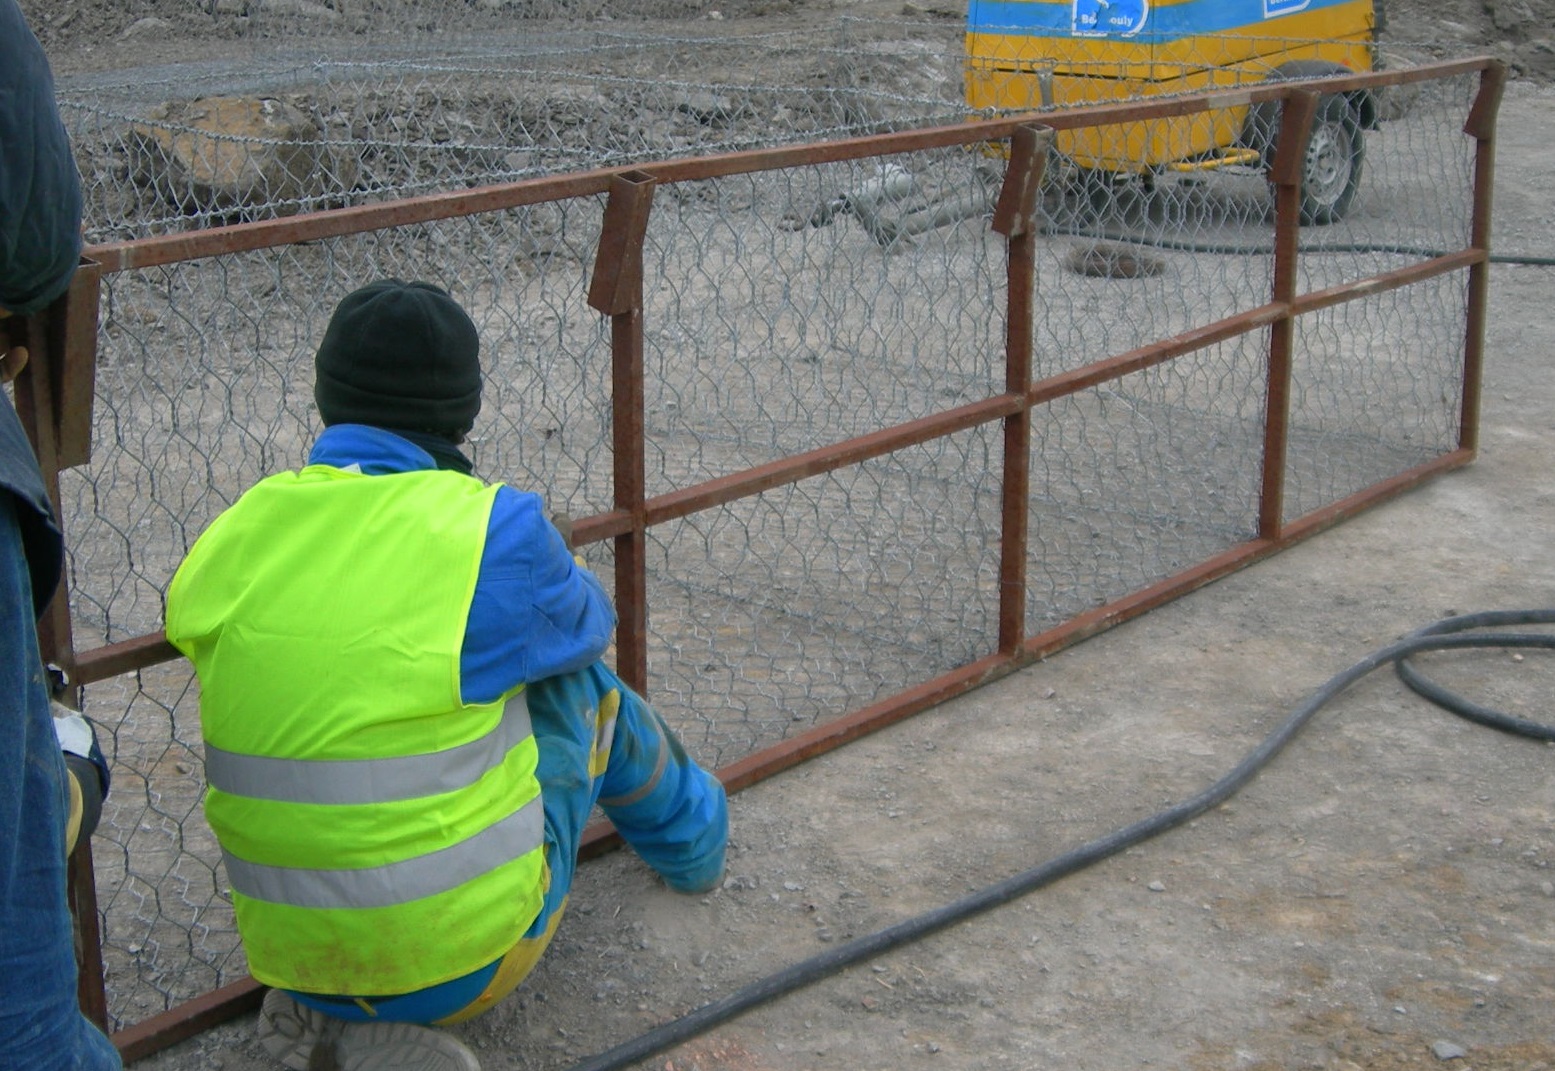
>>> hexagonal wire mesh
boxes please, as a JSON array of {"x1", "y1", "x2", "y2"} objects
[{"x1": 41, "y1": 14, "x2": 1490, "y2": 1035}]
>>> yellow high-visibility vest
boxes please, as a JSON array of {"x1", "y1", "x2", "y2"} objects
[{"x1": 166, "y1": 464, "x2": 545, "y2": 995}]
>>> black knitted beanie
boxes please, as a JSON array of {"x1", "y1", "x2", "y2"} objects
[{"x1": 313, "y1": 279, "x2": 482, "y2": 438}]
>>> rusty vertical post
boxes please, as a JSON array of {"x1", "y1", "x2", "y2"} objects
[
  {"x1": 588, "y1": 171, "x2": 656, "y2": 692},
  {"x1": 990, "y1": 126, "x2": 1051, "y2": 655},
  {"x1": 68, "y1": 841, "x2": 109, "y2": 1031},
  {"x1": 1457, "y1": 61, "x2": 1506, "y2": 456},
  {"x1": 50, "y1": 260, "x2": 103, "y2": 472},
  {"x1": 1258, "y1": 90, "x2": 1318, "y2": 540}
]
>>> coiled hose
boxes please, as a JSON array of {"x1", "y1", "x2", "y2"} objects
[{"x1": 563, "y1": 609, "x2": 1555, "y2": 1071}]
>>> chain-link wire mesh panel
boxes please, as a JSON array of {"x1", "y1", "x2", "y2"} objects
[
  {"x1": 72, "y1": 209, "x2": 630, "y2": 1023},
  {"x1": 85, "y1": 661, "x2": 237, "y2": 1032},
  {"x1": 1282, "y1": 276, "x2": 1470, "y2": 521},
  {"x1": 647, "y1": 435, "x2": 1006, "y2": 767},
  {"x1": 56, "y1": 19, "x2": 970, "y2": 244},
  {"x1": 1026, "y1": 341, "x2": 1270, "y2": 635},
  {"x1": 50, "y1": 19, "x2": 1492, "y2": 1031},
  {"x1": 640, "y1": 150, "x2": 1010, "y2": 486}
]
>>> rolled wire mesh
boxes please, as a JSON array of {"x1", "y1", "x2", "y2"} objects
[{"x1": 43, "y1": 21, "x2": 1488, "y2": 1030}]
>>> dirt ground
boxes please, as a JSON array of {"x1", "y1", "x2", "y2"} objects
[
  {"x1": 18, "y1": 1, "x2": 1555, "y2": 1069},
  {"x1": 17, "y1": 0, "x2": 1555, "y2": 82}
]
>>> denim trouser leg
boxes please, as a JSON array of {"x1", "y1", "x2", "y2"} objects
[{"x1": 0, "y1": 499, "x2": 121, "y2": 1070}]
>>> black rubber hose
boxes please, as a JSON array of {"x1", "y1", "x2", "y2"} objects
[
  {"x1": 1395, "y1": 609, "x2": 1555, "y2": 740},
  {"x1": 562, "y1": 611, "x2": 1555, "y2": 1071}
]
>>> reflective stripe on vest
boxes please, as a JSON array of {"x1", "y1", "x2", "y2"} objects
[
  {"x1": 222, "y1": 793, "x2": 544, "y2": 909},
  {"x1": 205, "y1": 692, "x2": 533, "y2": 806}
]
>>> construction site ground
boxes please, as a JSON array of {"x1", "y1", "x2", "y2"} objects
[{"x1": 20, "y1": 0, "x2": 1555, "y2": 1068}]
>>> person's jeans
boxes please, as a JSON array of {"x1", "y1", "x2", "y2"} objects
[
  {"x1": 0, "y1": 497, "x2": 122, "y2": 1069},
  {"x1": 290, "y1": 660, "x2": 729, "y2": 1024}
]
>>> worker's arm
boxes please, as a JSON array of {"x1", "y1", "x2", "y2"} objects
[
  {"x1": 52, "y1": 707, "x2": 110, "y2": 854},
  {"x1": 460, "y1": 486, "x2": 618, "y2": 705}
]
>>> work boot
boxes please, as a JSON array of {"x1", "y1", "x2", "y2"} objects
[{"x1": 257, "y1": 989, "x2": 481, "y2": 1071}]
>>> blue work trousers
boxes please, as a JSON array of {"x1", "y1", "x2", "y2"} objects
[
  {"x1": 528, "y1": 663, "x2": 728, "y2": 903},
  {"x1": 0, "y1": 497, "x2": 121, "y2": 1069}
]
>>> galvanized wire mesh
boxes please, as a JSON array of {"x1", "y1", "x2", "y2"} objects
[
  {"x1": 1017, "y1": 74, "x2": 1476, "y2": 618},
  {"x1": 58, "y1": 18, "x2": 969, "y2": 243},
  {"x1": 43, "y1": 19, "x2": 1487, "y2": 1032}
]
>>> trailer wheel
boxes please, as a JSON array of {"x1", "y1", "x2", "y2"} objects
[
  {"x1": 1242, "y1": 60, "x2": 1373, "y2": 226},
  {"x1": 1297, "y1": 95, "x2": 1365, "y2": 225}
]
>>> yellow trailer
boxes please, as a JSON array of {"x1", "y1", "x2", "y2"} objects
[{"x1": 966, "y1": 0, "x2": 1381, "y2": 222}]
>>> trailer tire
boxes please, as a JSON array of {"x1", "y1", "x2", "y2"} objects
[
  {"x1": 1296, "y1": 94, "x2": 1365, "y2": 224},
  {"x1": 1242, "y1": 62, "x2": 1372, "y2": 225}
]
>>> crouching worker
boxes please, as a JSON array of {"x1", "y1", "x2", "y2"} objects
[{"x1": 164, "y1": 280, "x2": 729, "y2": 1071}]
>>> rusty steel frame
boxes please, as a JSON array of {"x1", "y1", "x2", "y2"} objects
[{"x1": 7, "y1": 57, "x2": 1504, "y2": 1060}]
